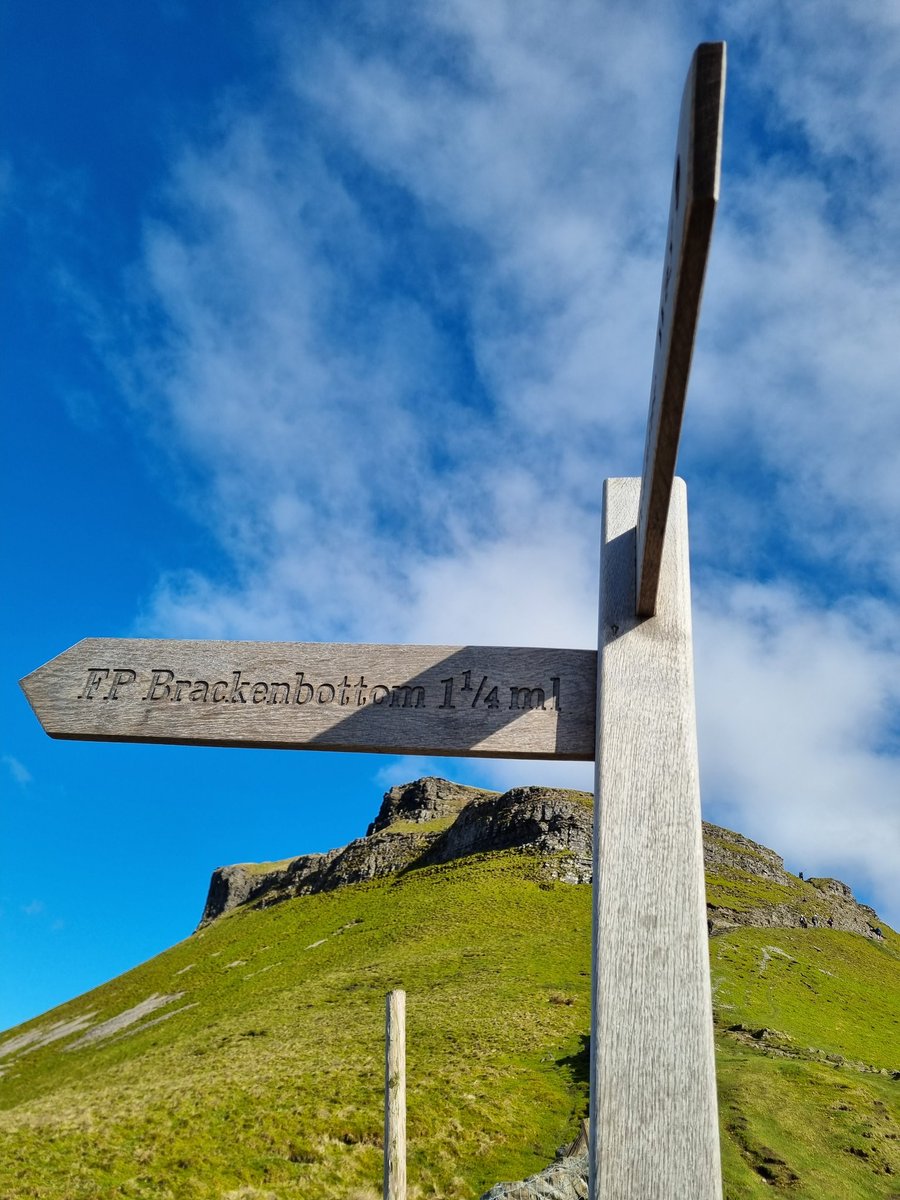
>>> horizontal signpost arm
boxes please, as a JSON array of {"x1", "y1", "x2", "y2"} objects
[
  {"x1": 21, "y1": 639, "x2": 597, "y2": 761},
  {"x1": 636, "y1": 42, "x2": 725, "y2": 617}
]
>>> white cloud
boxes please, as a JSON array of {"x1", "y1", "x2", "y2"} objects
[
  {"x1": 695, "y1": 581, "x2": 900, "y2": 926},
  {"x1": 78, "y1": 3, "x2": 900, "y2": 925}
]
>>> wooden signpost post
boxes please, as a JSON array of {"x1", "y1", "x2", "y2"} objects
[{"x1": 20, "y1": 43, "x2": 726, "y2": 1200}]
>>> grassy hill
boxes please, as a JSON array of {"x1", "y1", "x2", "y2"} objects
[{"x1": 0, "y1": 788, "x2": 898, "y2": 1199}]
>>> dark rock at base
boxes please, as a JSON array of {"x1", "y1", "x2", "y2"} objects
[{"x1": 479, "y1": 1153, "x2": 589, "y2": 1199}]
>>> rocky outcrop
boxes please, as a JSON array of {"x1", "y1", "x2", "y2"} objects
[
  {"x1": 199, "y1": 828, "x2": 436, "y2": 926},
  {"x1": 702, "y1": 824, "x2": 885, "y2": 940},
  {"x1": 366, "y1": 776, "x2": 491, "y2": 835},
  {"x1": 423, "y1": 787, "x2": 592, "y2": 883},
  {"x1": 199, "y1": 778, "x2": 887, "y2": 941},
  {"x1": 702, "y1": 824, "x2": 792, "y2": 884},
  {"x1": 198, "y1": 779, "x2": 591, "y2": 926}
]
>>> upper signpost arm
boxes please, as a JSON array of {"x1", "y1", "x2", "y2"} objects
[{"x1": 635, "y1": 42, "x2": 726, "y2": 617}]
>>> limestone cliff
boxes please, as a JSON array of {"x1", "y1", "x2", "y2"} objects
[{"x1": 198, "y1": 777, "x2": 886, "y2": 943}]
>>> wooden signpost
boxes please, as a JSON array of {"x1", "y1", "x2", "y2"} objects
[
  {"x1": 20, "y1": 43, "x2": 726, "y2": 1200},
  {"x1": 591, "y1": 44, "x2": 725, "y2": 1200}
]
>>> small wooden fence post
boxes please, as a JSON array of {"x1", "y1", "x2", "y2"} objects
[{"x1": 384, "y1": 989, "x2": 407, "y2": 1200}]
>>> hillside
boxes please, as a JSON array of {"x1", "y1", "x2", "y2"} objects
[{"x1": 0, "y1": 778, "x2": 897, "y2": 1200}]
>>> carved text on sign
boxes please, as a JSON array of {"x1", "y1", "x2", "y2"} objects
[
  {"x1": 22, "y1": 639, "x2": 596, "y2": 759},
  {"x1": 76, "y1": 666, "x2": 564, "y2": 713}
]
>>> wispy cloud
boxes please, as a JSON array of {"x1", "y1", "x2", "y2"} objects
[{"x1": 3, "y1": 755, "x2": 33, "y2": 787}]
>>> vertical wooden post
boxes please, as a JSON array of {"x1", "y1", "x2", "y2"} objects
[
  {"x1": 384, "y1": 989, "x2": 407, "y2": 1200},
  {"x1": 589, "y1": 477, "x2": 721, "y2": 1200}
]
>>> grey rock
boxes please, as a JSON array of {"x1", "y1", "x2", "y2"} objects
[
  {"x1": 479, "y1": 1154, "x2": 589, "y2": 1200},
  {"x1": 366, "y1": 776, "x2": 492, "y2": 835},
  {"x1": 701, "y1": 824, "x2": 792, "y2": 885},
  {"x1": 199, "y1": 778, "x2": 888, "y2": 943},
  {"x1": 423, "y1": 787, "x2": 592, "y2": 880}
]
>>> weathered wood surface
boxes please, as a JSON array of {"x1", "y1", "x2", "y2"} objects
[
  {"x1": 590, "y1": 477, "x2": 721, "y2": 1200},
  {"x1": 636, "y1": 42, "x2": 725, "y2": 617},
  {"x1": 384, "y1": 989, "x2": 407, "y2": 1200},
  {"x1": 20, "y1": 639, "x2": 596, "y2": 760}
]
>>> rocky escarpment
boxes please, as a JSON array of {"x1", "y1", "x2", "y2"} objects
[
  {"x1": 703, "y1": 824, "x2": 885, "y2": 940},
  {"x1": 199, "y1": 777, "x2": 887, "y2": 942},
  {"x1": 421, "y1": 786, "x2": 593, "y2": 883},
  {"x1": 199, "y1": 778, "x2": 592, "y2": 926}
]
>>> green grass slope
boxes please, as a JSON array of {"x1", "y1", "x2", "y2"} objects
[{"x1": 1, "y1": 848, "x2": 898, "y2": 1199}]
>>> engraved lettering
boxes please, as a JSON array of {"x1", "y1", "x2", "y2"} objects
[
  {"x1": 294, "y1": 672, "x2": 313, "y2": 704},
  {"x1": 390, "y1": 685, "x2": 425, "y2": 709},
  {"x1": 79, "y1": 668, "x2": 110, "y2": 700},
  {"x1": 252, "y1": 682, "x2": 268, "y2": 703},
  {"x1": 228, "y1": 670, "x2": 248, "y2": 704},
  {"x1": 439, "y1": 677, "x2": 455, "y2": 709},
  {"x1": 509, "y1": 685, "x2": 545, "y2": 711},
  {"x1": 316, "y1": 683, "x2": 335, "y2": 704},
  {"x1": 190, "y1": 681, "x2": 210, "y2": 702},
  {"x1": 144, "y1": 669, "x2": 174, "y2": 701},
  {"x1": 174, "y1": 679, "x2": 192, "y2": 701},
  {"x1": 339, "y1": 675, "x2": 352, "y2": 706},
  {"x1": 482, "y1": 685, "x2": 500, "y2": 709},
  {"x1": 460, "y1": 670, "x2": 472, "y2": 692},
  {"x1": 356, "y1": 676, "x2": 367, "y2": 705},
  {"x1": 107, "y1": 669, "x2": 136, "y2": 700},
  {"x1": 371, "y1": 685, "x2": 390, "y2": 704},
  {"x1": 268, "y1": 682, "x2": 290, "y2": 704},
  {"x1": 550, "y1": 676, "x2": 561, "y2": 711},
  {"x1": 211, "y1": 681, "x2": 228, "y2": 702},
  {"x1": 470, "y1": 676, "x2": 488, "y2": 707}
]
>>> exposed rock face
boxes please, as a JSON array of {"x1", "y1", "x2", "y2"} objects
[
  {"x1": 199, "y1": 778, "x2": 885, "y2": 942},
  {"x1": 423, "y1": 787, "x2": 592, "y2": 883},
  {"x1": 702, "y1": 824, "x2": 885, "y2": 940},
  {"x1": 702, "y1": 824, "x2": 792, "y2": 884},
  {"x1": 198, "y1": 829, "x2": 434, "y2": 926},
  {"x1": 366, "y1": 776, "x2": 490, "y2": 835},
  {"x1": 199, "y1": 778, "x2": 591, "y2": 925}
]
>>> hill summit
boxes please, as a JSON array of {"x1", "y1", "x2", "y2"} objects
[{"x1": 201, "y1": 775, "x2": 886, "y2": 945}]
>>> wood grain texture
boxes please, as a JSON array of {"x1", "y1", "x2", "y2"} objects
[
  {"x1": 589, "y1": 478, "x2": 721, "y2": 1200},
  {"x1": 384, "y1": 990, "x2": 407, "y2": 1200},
  {"x1": 20, "y1": 640, "x2": 596, "y2": 761},
  {"x1": 636, "y1": 42, "x2": 725, "y2": 617}
]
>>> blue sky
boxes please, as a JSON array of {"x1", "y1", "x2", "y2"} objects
[{"x1": 2, "y1": 1, "x2": 899, "y2": 1032}]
